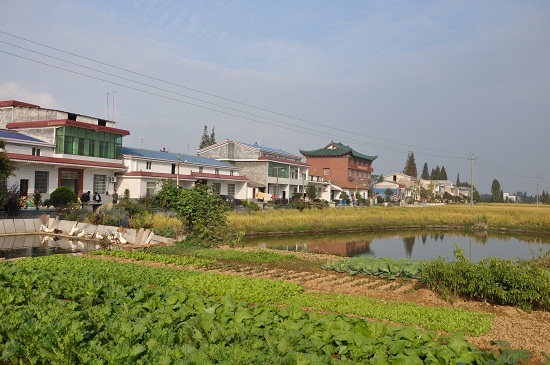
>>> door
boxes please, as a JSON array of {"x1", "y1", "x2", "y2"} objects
[{"x1": 20, "y1": 179, "x2": 29, "y2": 196}]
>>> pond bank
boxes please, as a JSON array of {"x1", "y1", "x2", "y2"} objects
[{"x1": 0, "y1": 217, "x2": 176, "y2": 249}]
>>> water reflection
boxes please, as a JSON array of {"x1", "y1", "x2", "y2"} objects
[
  {"x1": 0, "y1": 234, "x2": 97, "y2": 260},
  {"x1": 244, "y1": 231, "x2": 550, "y2": 261}
]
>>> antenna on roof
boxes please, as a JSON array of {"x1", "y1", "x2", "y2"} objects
[{"x1": 107, "y1": 92, "x2": 111, "y2": 120}]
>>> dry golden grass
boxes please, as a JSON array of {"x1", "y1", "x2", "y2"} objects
[{"x1": 228, "y1": 204, "x2": 550, "y2": 235}]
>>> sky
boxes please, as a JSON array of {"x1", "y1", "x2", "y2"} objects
[{"x1": 1, "y1": 0, "x2": 549, "y2": 195}]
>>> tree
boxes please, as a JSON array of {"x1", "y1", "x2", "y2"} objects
[
  {"x1": 0, "y1": 139, "x2": 16, "y2": 180},
  {"x1": 421, "y1": 163, "x2": 430, "y2": 179},
  {"x1": 440, "y1": 166, "x2": 447, "y2": 180},
  {"x1": 156, "y1": 180, "x2": 228, "y2": 245},
  {"x1": 306, "y1": 185, "x2": 317, "y2": 201},
  {"x1": 403, "y1": 151, "x2": 417, "y2": 178},
  {"x1": 49, "y1": 186, "x2": 78, "y2": 214},
  {"x1": 432, "y1": 165, "x2": 441, "y2": 180},
  {"x1": 199, "y1": 125, "x2": 216, "y2": 149},
  {"x1": 491, "y1": 179, "x2": 503, "y2": 203},
  {"x1": 456, "y1": 173, "x2": 461, "y2": 186}
]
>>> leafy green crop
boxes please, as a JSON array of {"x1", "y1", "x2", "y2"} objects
[
  {"x1": 0, "y1": 256, "x2": 525, "y2": 364},
  {"x1": 190, "y1": 248, "x2": 299, "y2": 263},
  {"x1": 88, "y1": 249, "x2": 218, "y2": 267},
  {"x1": 322, "y1": 257, "x2": 423, "y2": 279}
]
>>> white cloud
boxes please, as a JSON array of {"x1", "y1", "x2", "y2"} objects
[{"x1": 0, "y1": 82, "x2": 61, "y2": 109}]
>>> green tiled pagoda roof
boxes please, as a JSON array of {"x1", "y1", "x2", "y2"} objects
[{"x1": 300, "y1": 142, "x2": 377, "y2": 161}]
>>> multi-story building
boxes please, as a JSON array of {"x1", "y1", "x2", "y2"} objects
[
  {"x1": 118, "y1": 146, "x2": 247, "y2": 199},
  {"x1": 0, "y1": 100, "x2": 129, "y2": 199},
  {"x1": 300, "y1": 142, "x2": 377, "y2": 201},
  {"x1": 196, "y1": 140, "x2": 317, "y2": 201}
]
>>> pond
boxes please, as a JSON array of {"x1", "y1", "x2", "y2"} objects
[
  {"x1": 242, "y1": 231, "x2": 550, "y2": 262},
  {"x1": 0, "y1": 235, "x2": 98, "y2": 260}
]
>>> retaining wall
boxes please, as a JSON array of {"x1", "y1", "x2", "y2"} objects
[{"x1": 0, "y1": 218, "x2": 175, "y2": 247}]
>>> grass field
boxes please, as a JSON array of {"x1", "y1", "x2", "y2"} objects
[{"x1": 228, "y1": 204, "x2": 550, "y2": 236}]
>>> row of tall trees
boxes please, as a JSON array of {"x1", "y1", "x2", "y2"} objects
[
  {"x1": 199, "y1": 125, "x2": 216, "y2": 149},
  {"x1": 403, "y1": 151, "x2": 448, "y2": 180}
]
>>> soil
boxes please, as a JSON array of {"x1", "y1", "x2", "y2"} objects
[{"x1": 94, "y1": 247, "x2": 550, "y2": 364}]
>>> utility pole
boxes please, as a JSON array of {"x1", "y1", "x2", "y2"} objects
[
  {"x1": 469, "y1": 154, "x2": 477, "y2": 206},
  {"x1": 177, "y1": 153, "x2": 181, "y2": 188},
  {"x1": 536, "y1": 175, "x2": 540, "y2": 207}
]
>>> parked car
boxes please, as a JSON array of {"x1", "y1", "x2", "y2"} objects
[{"x1": 220, "y1": 195, "x2": 243, "y2": 206}]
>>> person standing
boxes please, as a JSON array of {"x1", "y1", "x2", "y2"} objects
[
  {"x1": 80, "y1": 191, "x2": 90, "y2": 208},
  {"x1": 93, "y1": 191, "x2": 102, "y2": 203},
  {"x1": 112, "y1": 190, "x2": 118, "y2": 206}
]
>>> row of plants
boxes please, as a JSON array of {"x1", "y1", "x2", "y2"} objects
[
  {"x1": 63, "y1": 253, "x2": 492, "y2": 335},
  {"x1": 422, "y1": 246, "x2": 550, "y2": 311},
  {"x1": 0, "y1": 256, "x2": 524, "y2": 364},
  {"x1": 321, "y1": 247, "x2": 550, "y2": 311},
  {"x1": 322, "y1": 257, "x2": 423, "y2": 280}
]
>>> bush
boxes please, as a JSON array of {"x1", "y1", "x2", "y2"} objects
[
  {"x1": 422, "y1": 245, "x2": 550, "y2": 311},
  {"x1": 49, "y1": 186, "x2": 77, "y2": 209},
  {"x1": 156, "y1": 180, "x2": 228, "y2": 245},
  {"x1": 0, "y1": 183, "x2": 22, "y2": 212}
]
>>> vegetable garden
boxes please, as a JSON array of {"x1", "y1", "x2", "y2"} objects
[{"x1": 1, "y1": 251, "x2": 546, "y2": 364}]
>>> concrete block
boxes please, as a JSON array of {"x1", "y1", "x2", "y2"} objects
[
  {"x1": 33, "y1": 218, "x2": 42, "y2": 231},
  {"x1": 136, "y1": 228, "x2": 145, "y2": 244},
  {"x1": 24, "y1": 219, "x2": 36, "y2": 233},
  {"x1": 126, "y1": 232, "x2": 137, "y2": 245},
  {"x1": 56, "y1": 220, "x2": 74, "y2": 233},
  {"x1": 0, "y1": 220, "x2": 5, "y2": 234},
  {"x1": 14, "y1": 220, "x2": 26, "y2": 233},
  {"x1": 3, "y1": 220, "x2": 15, "y2": 234},
  {"x1": 144, "y1": 231, "x2": 155, "y2": 244}
]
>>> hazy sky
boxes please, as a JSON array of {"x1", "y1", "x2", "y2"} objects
[{"x1": 1, "y1": 1, "x2": 549, "y2": 195}]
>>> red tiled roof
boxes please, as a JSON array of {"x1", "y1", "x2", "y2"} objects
[
  {"x1": 6, "y1": 119, "x2": 130, "y2": 136},
  {"x1": 7, "y1": 153, "x2": 127, "y2": 170},
  {"x1": 0, "y1": 100, "x2": 40, "y2": 108}
]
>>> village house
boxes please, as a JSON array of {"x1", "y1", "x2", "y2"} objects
[
  {"x1": 117, "y1": 146, "x2": 247, "y2": 199},
  {"x1": 196, "y1": 140, "x2": 329, "y2": 201},
  {"x1": 0, "y1": 100, "x2": 128, "y2": 201},
  {"x1": 300, "y1": 142, "x2": 377, "y2": 202}
]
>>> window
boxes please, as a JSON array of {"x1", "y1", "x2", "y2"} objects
[
  {"x1": 199, "y1": 166, "x2": 203, "y2": 173},
  {"x1": 146, "y1": 161, "x2": 152, "y2": 169},
  {"x1": 215, "y1": 168, "x2": 219, "y2": 175},
  {"x1": 55, "y1": 126, "x2": 123, "y2": 159},
  {"x1": 230, "y1": 170, "x2": 234, "y2": 176},
  {"x1": 213, "y1": 183, "x2": 221, "y2": 194},
  {"x1": 268, "y1": 162, "x2": 288, "y2": 178},
  {"x1": 323, "y1": 168, "x2": 330, "y2": 176},
  {"x1": 34, "y1": 171, "x2": 49, "y2": 193},
  {"x1": 93, "y1": 175, "x2": 107, "y2": 194},
  {"x1": 227, "y1": 184, "x2": 235, "y2": 196},
  {"x1": 32, "y1": 148, "x2": 41, "y2": 156},
  {"x1": 146, "y1": 182, "x2": 156, "y2": 197}
]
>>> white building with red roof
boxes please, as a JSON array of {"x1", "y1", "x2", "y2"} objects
[{"x1": 0, "y1": 100, "x2": 128, "y2": 200}]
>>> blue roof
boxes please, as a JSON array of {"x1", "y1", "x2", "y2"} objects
[
  {"x1": 122, "y1": 146, "x2": 235, "y2": 168},
  {"x1": 240, "y1": 142, "x2": 297, "y2": 157},
  {"x1": 0, "y1": 129, "x2": 46, "y2": 143}
]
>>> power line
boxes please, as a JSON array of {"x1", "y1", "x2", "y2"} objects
[
  {"x1": 0, "y1": 47, "x2": 467, "y2": 160},
  {"x1": 0, "y1": 30, "x2": 468, "y2": 157}
]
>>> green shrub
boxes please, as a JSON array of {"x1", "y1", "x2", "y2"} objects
[
  {"x1": 422, "y1": 245, "x2": 550, "y2": 311},
  {"x1": 49, "y1": 186, "x2": 77, "y2": 208},
  {"x1": 0, "y1": 183, "x2": 22, "y2": 212}
]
